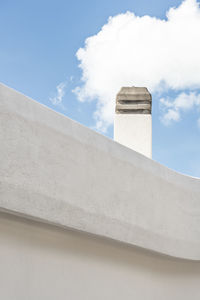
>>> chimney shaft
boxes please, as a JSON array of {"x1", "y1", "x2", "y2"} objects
[{"x1": 114, "y1": 87, "x2": 152, "y2": 158}]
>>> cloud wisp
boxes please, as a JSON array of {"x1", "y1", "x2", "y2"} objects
[
  {"x1": 49, "y1": 82, "x2": 66, "y2": 105},
  {"x1": 74, "y1": 0, "x2": 200, "y2": 131},
  {"x1": 160, "y1": 92, "x2": 200, "y2": 125}
]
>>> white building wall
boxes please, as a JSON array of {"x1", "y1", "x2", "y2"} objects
[
  {"x1": 0, "y1": 212, "x2": 200, "y2": 300},
  {"x1": 1, "y1": 83, "x2": 200, "y2": 300},
  {"x1": 1, "y1": 82, "x2": 200, "y2": 260}
]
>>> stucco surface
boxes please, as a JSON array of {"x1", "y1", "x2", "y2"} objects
[
  {"x1": 1, "y1": 212, "x2": 200, "y2": 300},
  {"x1": 0, "y1": 83, "x2": 200, "y2": 260}
]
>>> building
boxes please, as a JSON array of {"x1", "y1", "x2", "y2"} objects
[{"x1": 0, "y1": 82, "x2": 200, "y2": 299}]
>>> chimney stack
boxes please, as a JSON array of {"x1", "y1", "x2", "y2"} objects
[{"x1": 114, "y1": 87, "x2": 152, "y2": 158}]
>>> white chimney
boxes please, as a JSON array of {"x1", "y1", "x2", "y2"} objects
[{"x1": 114, "y1": 87, "x2": 152, "y2": 158}]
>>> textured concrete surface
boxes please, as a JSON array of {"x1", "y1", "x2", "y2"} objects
[
  {"x1": 0, "y1": 83, "x2": 200, "y2": 260},
  {"x1": 1, "y1": 212, "x2": 200, "y2": 300},
  {"x1": 115, "y1": 87, "x2": 152, "y2": 114}
]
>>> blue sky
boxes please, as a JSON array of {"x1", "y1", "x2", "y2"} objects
[{"x1": 1, "y1": 0, "x2": 200, "y2": 177}]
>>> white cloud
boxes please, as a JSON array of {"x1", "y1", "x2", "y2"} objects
[
  {"x1": 160, "y1": 92, "x2": 200, "y2": 125},
  {"x1": 74, "y1": 0, "x2": 200, "y2": 131},
  {"x1": 161, "y1": 109, "x2": 180, "y2": 125},
  {"x1": 50, "y1": 82, "x2": 66, "y2": 105}
]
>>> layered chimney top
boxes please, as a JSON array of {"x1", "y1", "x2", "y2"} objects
[{"x1": 115, "y1": 87, "x2": 152, "y2": 114}]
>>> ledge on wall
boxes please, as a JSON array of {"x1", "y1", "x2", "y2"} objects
[{"x1": 0, "y1": 82, "x2": 200, "y2": 261}]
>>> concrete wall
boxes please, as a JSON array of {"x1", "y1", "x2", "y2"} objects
[
  {"x1": 1, "y1": 83, "x2": 200, "y2": 299},
  {"x1": 1, "y1": 83, "x2": 200, "y2": 260},
  {"x1": 0, "y1": 211, "x2": 200, "y2": 300}
]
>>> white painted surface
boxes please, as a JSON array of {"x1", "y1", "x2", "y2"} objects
[
  {"x1": 114, "y1": 114, "x2": 152, "y2": 157},
  {"x1": 0, "y1": 212, "x2": 200, "y2": 300},
  {"x1": 0, "y1": 83, "x2": 200, "y2": 260}
]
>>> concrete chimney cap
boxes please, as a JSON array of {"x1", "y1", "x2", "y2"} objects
[
  {"x1": 116, "y1": 86, "x2": 152, "y2": 101},
  {"x1": 115, "y1": 86, "x2": 152, "y2": 114}
]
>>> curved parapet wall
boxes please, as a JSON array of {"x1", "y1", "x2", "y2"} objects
[{"x1": 0, "y1": 83, "x2": 200, "y2": 260}]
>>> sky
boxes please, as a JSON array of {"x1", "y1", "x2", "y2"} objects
[{"x1": 0, "y1": 0, "x2": 200, "y2": 177}]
